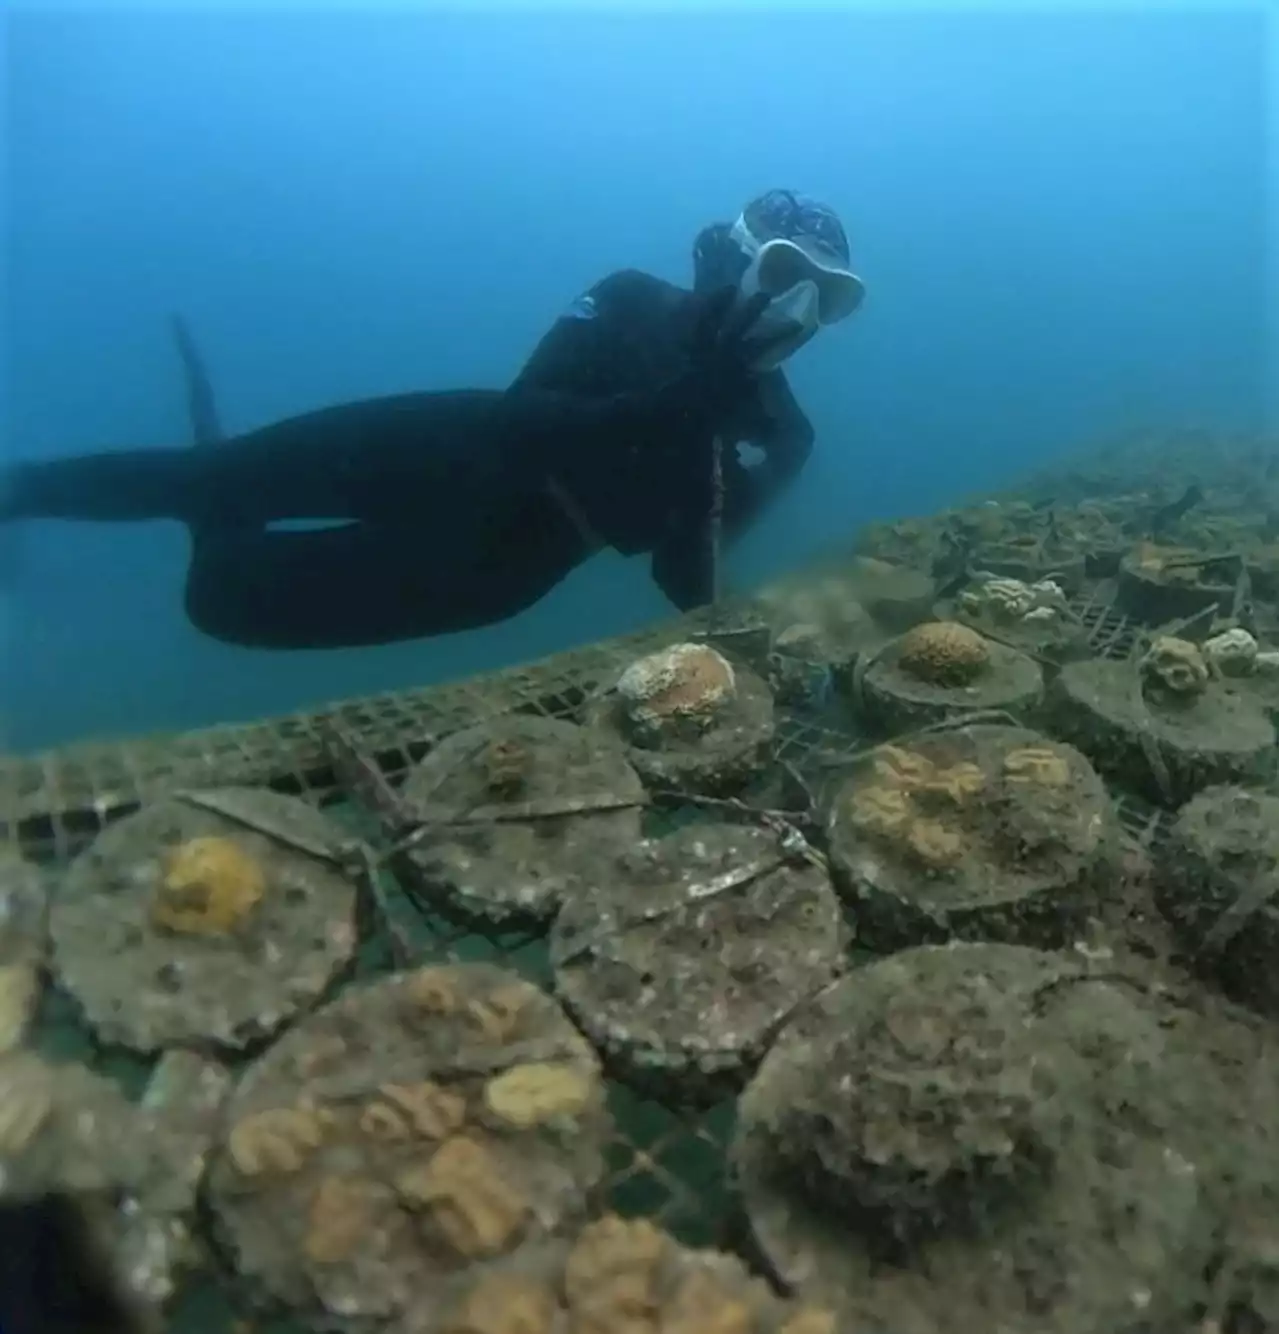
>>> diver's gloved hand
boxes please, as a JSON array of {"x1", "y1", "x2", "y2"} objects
[{"x1": 667, "y1": 288, "x2": 789, "y2": 420}]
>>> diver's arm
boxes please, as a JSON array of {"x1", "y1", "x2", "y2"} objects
[
  {"x1": 719, "y1": 369, "x2": 815, "y2": 540},
  {"x1": 510, "y1": 269, "x2": 666, "y2": 396},
  {"x1": 649, "y1": 522, "x2": 715, "y2": 613},
  {"x1": 502, "y1": 270, "x2": 674, "y2": 449},
  {"x1": 0, "y1": 450, "x2": 204, "y2": 523},
  {"x1": 505, "y1": 275, "x2": 772, "y2": 475},
  {"x1": 647, "y1": 372, "x2": 815, "y2": 612}
]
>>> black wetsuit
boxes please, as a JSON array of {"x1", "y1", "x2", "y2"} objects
[
  {"x1": 0, "y1": 1194, "x2": 144, "y2": 1334},
  {"x1": 2, "y1": 274, "x2": 813, "y2": 649}
]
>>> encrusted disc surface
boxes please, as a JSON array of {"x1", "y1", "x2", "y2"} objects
[
  {"x1": 584, "y1": 663, "x2": 776, "y2": 795},
  {"x1": 1049, "y1": 658, "x2": 1275, "y2": 804},
  {"x1": 0, "y1": 851, "x2": 48, "y2": 1054},
  {"x1": 826, "y1": 726, "x2": 1115, "y2": 949},
  {"x1": 1156, "y1": 784, "x2": 1278, "y2": 1014},
  {"x1": 206, "y1": 962, "x2": 611, "y2": 1332},
  {"x1": 398, "y1": 716, "x2": 645, "y2": 928},
  {"x1": 51, "y1": 789, "x2": 359, "y2": 1052},
  {"x1": 734, "y1": 944, "x2": 1213, "y2": 1334},
  {"x1": 551, "y1": 822, "x2": 846, "y2": 1105}
]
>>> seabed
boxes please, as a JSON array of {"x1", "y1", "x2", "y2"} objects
[{"x1": 1, "y1": 426, "x2": 1276, "y2": 1334}]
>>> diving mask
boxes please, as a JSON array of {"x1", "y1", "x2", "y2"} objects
[{"x1": 730, "y1": 190, "x2": 865, "y2": 370}]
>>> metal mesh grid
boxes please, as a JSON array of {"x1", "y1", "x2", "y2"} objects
[
  {"x1": 6, "y1": 570, "x2": 1270, "y2": 1320},
  {"x1": 291, "y1": 694, "x2": 874, "y2": 1252},
  {"x1": 8, "y1": 603, "x2": 871, "y2": 1268},
  {"x1": 1, "y1": 614, "x2": 707, "y2": 863},
  {"x1": 1072, "y1": 579, "x2": 1140, "y2": 660},
  {"x1": 1, "y1": 578, "x2": 1137, "y2": 860},
  {"x1": 333, "y1": 872, "x2": 748, "y2": 1250}
]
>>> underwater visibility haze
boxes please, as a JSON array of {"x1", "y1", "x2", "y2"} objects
[{"x1": 4, "y1": 5, "x2": 1277, "y2": 751}]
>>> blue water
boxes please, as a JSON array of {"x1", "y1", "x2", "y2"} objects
[{"x1": 4, "y1": 5, "x2": 1276, "y2": 752}]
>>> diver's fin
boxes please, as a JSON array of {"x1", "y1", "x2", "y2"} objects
[
  {"x1": 0, "y1": 467, "x2": 24, "y2": 587},
  {"x1": 169, "y1": 312, "x2": 224, "y2": 447},
  {"x1": 0, "y1": 528, "x2": 21, "y2": 594}
]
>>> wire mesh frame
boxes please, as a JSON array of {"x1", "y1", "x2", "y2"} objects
[
  {"x1": 5, "y1": 627, "x2": 874, "y2": 1253},
  {"x1": 7, "y1": 581, "x2": 1178, "y2": 1269},
  {"x1": 307, "y1": 694, "x2": 877, "y2": 1248},
  {"x1": 344, "y1": 869, "x2": 747, "y2": 1248},
  {"x1": 34, "y1": 712, "x2": 872, "y2": 1255},
  {"x1": 1, "y1": 618, "x2": 694, "y2": 862},
  {"x1": 1, "y1": 579, "x2": 1134, "y2": 854},
  {"x1": 1074, "y1": 579, "x2": 1140, "y2": 661}
]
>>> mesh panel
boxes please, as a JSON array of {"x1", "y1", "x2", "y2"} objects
[
  {"x1": 0, "y1": 582, "x2": 1135, "y2": 858},
  {"x1": 3, "y1": 602, "x2": 840, "y2": 1255},
  {"x1": 0, "y1": 616, "x2": 694, "y2": 863},
  {"x1": 3, "y1": 572, "x2": 1271, "y2": 1326}
]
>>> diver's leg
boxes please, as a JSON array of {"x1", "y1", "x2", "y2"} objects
[
  {"x1": 0, "y1": 450, "x2": 208, "y2": 523},
  {"x1": 184, "y1": 500, "x2": 589, "y2": 650},
  {"x1": 0, "y1": 318, "x2": 229, "y2": 533},
  {"x1": 2, "y1": 317, "x2": 225, "y2": 525},
  {"x1": 0, "y1": 423, "x2": 372, "y2": 528},
  {"x1": 2, "y1": 389, "x2": 524, "y2": 529}
]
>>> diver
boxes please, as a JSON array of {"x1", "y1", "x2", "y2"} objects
[
  {"x1": 0, "y1": 190, "x2": 865, "y2": 649},
  {"x1": 0, "y1": 1192, "x2": 147, "y2": 1334}
]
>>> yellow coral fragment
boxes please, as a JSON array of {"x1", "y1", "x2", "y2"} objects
[
  {"x1": 905, "y1": 818, "x2": 965, "y2": 870},
  {"x1": 483, "y1": 1062, "x2": 591, "y2": 1129},
  {"x1": 442, "y1": 1274, "x2": 557, "y2": 1334},
  {"x1": 564, "y1": 1215, "x2": 666, "y2": 1319},
  {"x1": 1002, "y1": 746, "x2": 1071, "y2": 788},
  {"x1": 377, "y1": 1080, "x2": 467, "y2": 1139},
  {"x1": 779, "y1": 1310, "x2": 837, "y2": 1334},
  {"x1": 395, "y1": 1135, "x2": 528, "y2": 1259},
  {"x1": 923, "y1": 762, "x2": 987, "y2": 804},
  {"x1": 465, "y1": 983, "x2": 532, "y2": 1044},
  {"x1": 873, "y1": 745, "x2": 936, "y2": 789},
  {"x1": 151, "y1": 836, "x2": 266, "y2": 936},
  {"x1": 404, "y1": 967, "x2": 459, "y2": 1016},
  {"x1": 897, "y1": 621, "x2": 991, "y2": 687},
  {"x1": 304, "y1": 1175, "x2": 382, "y2": 1265},
  {"x1": 848, "y1": 785, "x2": 912, "y2": 836},
  {"x1": 227, "y1": 1105, "x2": 326, "y2": 1178},
  {"x1": 481, "y1": 739, "x2": 533, "y2": 800},
  {"x1": 358, "y1": 1101, "x2": 412, "y2": 1142},
  {"x1": 664, "y1": 1271, "x2": 752, "y2": 1334}
]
